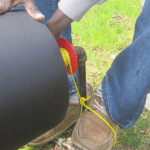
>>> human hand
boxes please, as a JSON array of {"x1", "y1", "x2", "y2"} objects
[{"x1": 0, "y1": 0, "x2": 45, "y2": 21}]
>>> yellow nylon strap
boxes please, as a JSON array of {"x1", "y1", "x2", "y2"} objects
[{"x1": 60, "y1": 48, "x2": 117, "y2": 145}]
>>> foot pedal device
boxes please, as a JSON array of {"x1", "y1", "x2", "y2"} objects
[{"x1": 57, "y1": 38, "x2": 78, "y2": 75}]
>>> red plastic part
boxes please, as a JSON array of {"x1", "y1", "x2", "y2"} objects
[{"x1": 57, "y1": 38, "x2": 78, "y2": 75}]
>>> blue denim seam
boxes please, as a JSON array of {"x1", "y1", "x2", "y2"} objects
[{"x1": 105, "y1": 74, "x2": 111, "y2": 116}]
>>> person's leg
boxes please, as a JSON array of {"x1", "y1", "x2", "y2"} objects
[
  {"x1": 72, "y1": 0, "x2": 150, "y2": 149},
  {"x1": 102, "y1": 0, "x2": 150, "y2": 129}
]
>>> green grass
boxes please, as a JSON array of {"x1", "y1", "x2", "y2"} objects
[
  {"x1": 115, "y1": 108, "x2": 150, "y2": 150},
  {"x1": 19, "y1": 0, "x2": 150, "y2": 149},
  {"x1": 72, "y1": 0, "x2": 141, "y2": 88}
]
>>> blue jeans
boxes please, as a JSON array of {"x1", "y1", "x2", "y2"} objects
[
  {"x1": 102, "y1": 0, "x2": 149, "y2": 129},
  {"x1": 11, "y1": 0, "x2": 78, "y2": 96}
]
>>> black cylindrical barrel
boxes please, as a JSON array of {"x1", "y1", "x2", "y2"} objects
[{"x1": 0, "y1": 10, "x2": 69, "y2": 150}]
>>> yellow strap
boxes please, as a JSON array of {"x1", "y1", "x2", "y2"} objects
[{"x1": 60, "y1": 48, "x2": 117, "y2": 146}]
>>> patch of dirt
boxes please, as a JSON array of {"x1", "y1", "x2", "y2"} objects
[{"x1": 112, "y1": 13, "x2": 129, "y2": 24}]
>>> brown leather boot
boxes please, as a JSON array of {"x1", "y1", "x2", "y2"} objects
[{"x1": 72, "y1": 86, "x2": 118, "y2": 150}]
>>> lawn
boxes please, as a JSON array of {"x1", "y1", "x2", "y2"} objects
[{"x1": 19, "y1": 0, "x2": 150, "y2": 149}]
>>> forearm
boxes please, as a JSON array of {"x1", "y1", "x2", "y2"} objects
[
  {"x1": 46, "y1": 8, "x2": 73, "y2": 42},
  {"x1": 46, "y1": 0, "x2": 108, "y2": 42}
]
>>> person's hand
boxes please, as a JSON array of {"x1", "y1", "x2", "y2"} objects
[
  {"x1": 0, "y1": 0, "x2": 45, "y2": 21},
  {"x1": 46, "y1": 8, "x2": 73, "y2": 42}
]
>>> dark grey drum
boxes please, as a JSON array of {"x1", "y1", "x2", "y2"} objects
[{"x1": 0, "y1": 10, "x2": 69, "y2": 150}]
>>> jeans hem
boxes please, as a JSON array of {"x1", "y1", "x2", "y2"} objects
[{"x1": 102, "y1": 74, "x2": 142, "y2": 129}]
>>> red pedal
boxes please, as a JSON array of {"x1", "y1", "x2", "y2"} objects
[{"x1": 58, "y1": 38, "x2": 78, "y2": 75}]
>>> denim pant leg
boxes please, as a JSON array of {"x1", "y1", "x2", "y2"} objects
[
  {"x1": 11, "y1": 0, "x2": 78, "y2": 96},
  {"x1": 102, "y1": 0, "x2": 150, "y2": 129}
]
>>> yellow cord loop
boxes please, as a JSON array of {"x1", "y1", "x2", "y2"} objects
[
  {"x1": 60, "y1": 48, "x2": 117, "y2": 146},
  {"x1": 60, "y1": 48, "x2": 71, "y2": 67},
  {"x1": 79, "y1": 96, "x2": 91, "y2": 115}
]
